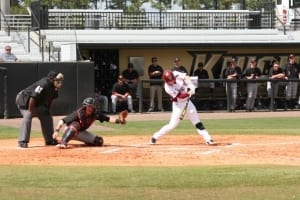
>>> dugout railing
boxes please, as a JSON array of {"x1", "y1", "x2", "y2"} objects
[{"x1": 137, "y1": 79, "x2": 300, "y2": 113}]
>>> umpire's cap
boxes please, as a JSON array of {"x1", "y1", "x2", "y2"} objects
[{"x1": 47, "y1": 70, "x2": 64, "y2": 81}]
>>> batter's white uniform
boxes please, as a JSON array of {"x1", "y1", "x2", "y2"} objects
[{"x1": 152, "y1": 71, "x2": 213, "y2": 144}]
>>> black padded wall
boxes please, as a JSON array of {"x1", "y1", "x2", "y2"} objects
[{"x1": 0, "y1": 62, "x2": 94, "y2": 118}]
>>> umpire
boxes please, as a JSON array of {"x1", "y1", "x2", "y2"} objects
[{"x1": 15, "y1": 70, "x2": 64, "y2": 148}]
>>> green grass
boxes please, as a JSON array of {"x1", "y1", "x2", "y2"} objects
[
  {"x1": 0, "y1": 165, "x2": 299, "y2": 200},
  {"x1": 0, "y1": 117, "x2": 299, "y2": 199},
  {"x1": 0, "y1": 117, "x2": 299, "y2": 138},
  {"x1": 97, "y1": 117, "x2": 300, "y2": 136}
]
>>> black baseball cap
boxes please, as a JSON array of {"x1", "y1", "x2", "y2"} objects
[{"x1": 174, "y1": 58, "x2": 180, "y2": 62}]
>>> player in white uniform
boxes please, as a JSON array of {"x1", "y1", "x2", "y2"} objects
[{"x1": 150, "y1": 70, "x2": 215, "y2": 145}]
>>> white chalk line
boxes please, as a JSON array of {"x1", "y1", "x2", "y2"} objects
[{"x1": 100, "y1": 148, "x2": 121, "y2": 154}]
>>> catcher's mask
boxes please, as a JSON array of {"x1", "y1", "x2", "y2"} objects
[{"x1": 82, "y1": 97, "x2": 96, "y2": 107}]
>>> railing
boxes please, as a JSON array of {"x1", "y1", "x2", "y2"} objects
[
  {"x1": 138, "y1": 78, "x2": 300, "y2": 113},
  {"x1": 46, "y1": 9, "x2": 272, "y2": 30},
  {"x1": 2, "y1": 14, "x2": 31, "y2": 31}
]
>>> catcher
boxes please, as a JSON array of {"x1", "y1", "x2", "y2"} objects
[{"x1": 52, "y1": 97, "x2": 128, "y2": 149}]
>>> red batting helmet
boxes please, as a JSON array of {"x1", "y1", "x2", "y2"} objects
[{"x1": 163, "y1": 70, "x2": 175, "y2": 84}]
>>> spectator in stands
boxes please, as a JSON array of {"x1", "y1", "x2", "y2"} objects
[
  {"x1": 225, "y1": 57, "x2": 242, "y2": 112},
  {"x1": 148, "y1": 57, "x2": 164, "y2": 112},
  {"x1": 267, "y1": 61, "x2": 285, "y2": 109},
  {"x1": 284, "y1": 54, "x2": 300, "y2": 109},
  {"x1": 122, "y1": 62, "x2": 141, "y2": 98},
  {"x1": 194, "y1": 62, "x2": 209, "y2": 88},
  {"x1": 243, "y1": 58, "x2": 262, "y2": 112},
  {"x1": 111, "y1": 75, "x2": 135, "y2": 113},
  {"x1": 0, "y1": 45, "x2": 19, "y2": 62},
  {"x1": 172, "y1": 57, "x2": 187, "y2": 73},
  {"x1": 94, "y1": 88, "x2": 109, "y2": 113}
]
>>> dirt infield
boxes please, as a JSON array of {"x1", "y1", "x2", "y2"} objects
[{"x1": 0, "y1": 111, "x2": 299, "y2": 166}]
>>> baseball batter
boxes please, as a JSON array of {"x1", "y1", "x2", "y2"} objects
[
  {"x1": 53, "y1": 97, "x2": 127, "y2": 149},
  {"x1": 150, "y1": 70, "x2": 215, "y2": 145}
]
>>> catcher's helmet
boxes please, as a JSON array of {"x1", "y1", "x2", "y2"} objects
[
  {"x1": 82, "y1": 97, "x2": 95, "y2": 107},
  {"x1": 163, "y1": 70, "x2": 175, "y2": 84}
]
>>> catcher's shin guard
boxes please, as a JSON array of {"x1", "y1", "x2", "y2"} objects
[{"x1": 60, "y1": 128, "x2": 76, "y2": 145}]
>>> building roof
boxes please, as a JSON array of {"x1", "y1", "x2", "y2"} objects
[{"x1": 42, "y1": 29, "x2": 300, "y2": 47}]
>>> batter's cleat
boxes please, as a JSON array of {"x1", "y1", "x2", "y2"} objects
[
  {"x1": 206, "y1": 139, "x2": 215, "y2": 145},
  {"x1": 150, "y1": 137, "x2": 156, "y2": 144},
  {"x1": 18, "y1": 142, "x2": 28, "y2": 148},
  {"x1": 56, "y1": 143, "x2": 68, "y2": 149}
]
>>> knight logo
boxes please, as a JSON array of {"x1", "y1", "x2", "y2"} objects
[{"x1": 188, "y1": 51, "x2": 299, "y2": 78}]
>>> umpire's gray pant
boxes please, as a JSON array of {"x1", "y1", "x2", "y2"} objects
[{"x1": 18, "y1": 106, "x2": 54, "y2": 144}]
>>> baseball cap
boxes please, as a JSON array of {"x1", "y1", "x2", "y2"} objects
[
  {"x1": 231, "y1": 58, "x2": 237, "y2": 63},
  {"x1": 250, "y1": 58, "x2": 257, "y2": 63},
  {"x1": 174, "y1": 58, "x2": 180, "y2": 62},
  {"x1": 289, "y1": 54, "x2": 295, "y2": 59}
]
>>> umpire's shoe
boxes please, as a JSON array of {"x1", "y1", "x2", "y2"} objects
[
  {"x1": 18, "y1": 141, "x2": 28, "y2": 148},
  {"x1": 45, "y1": 139, "x2": 59, "y2": 146}
]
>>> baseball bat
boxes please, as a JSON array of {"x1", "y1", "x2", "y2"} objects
[{"x1": 180, "y1": 98, "x2": 190, "y2": 120}]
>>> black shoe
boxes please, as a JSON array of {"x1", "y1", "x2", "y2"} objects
[
  {"x1": 46, "y1": 139, "x2": 59, "y2": 146},
  {"x1": 150, "y1": 137, "x2": 156, "y2": 144},
  {"x1": 18, "y1": 142, "x2": 28, "y2": 148}
]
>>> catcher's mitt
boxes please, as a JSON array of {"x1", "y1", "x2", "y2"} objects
[{"x1": 118, "y1": 110, "x2": 128, "y2": 124}]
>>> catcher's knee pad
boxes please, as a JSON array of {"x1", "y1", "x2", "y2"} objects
[
  {"x1": 94, "y1": 136, "x2": 104, "y2": 146},
  {"x1": 195, "y1": 122, "x2": 205, "y2": 130}
]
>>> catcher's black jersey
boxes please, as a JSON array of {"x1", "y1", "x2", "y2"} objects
[{"x1": 62, "y1": 107, "x2": 109, "y2": 131}]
